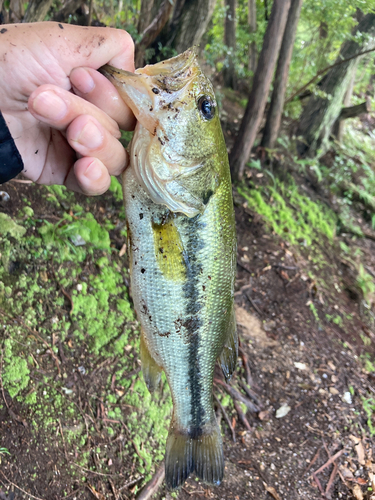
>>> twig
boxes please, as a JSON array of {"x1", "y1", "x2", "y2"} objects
[
  {"x1": 286, "y1": 47, "x2": 375, "y2": 103},
  {"x1": 244, "y1": 290, "x2": 263, "y2": 316},
  {"x1": 59, "y1": 419, "x2": 69, "y2": 462},
  {"x1": 214, "y1": 378, "x2": 260, "y2": 413},
  {"x1": 9, "y1": 178, "x2": 33, "y2": 183},
  {"x1": 0, "y1": 471, "x2": 46, "y2": 500},
  {"x1": 108, "y1": 478, "x2": 119, "y2": 500},
  {"x1": 325, "y1": 462, "x2": 338, "y2": 497},
  {"x1": 312, "y1": 473, "x2": 325, "y2": 497},
  {"x1": 303, "y1": 445, "x2": 322, "y2": 476},
  {"x1": 237, "y1": 261, "x2": 251, "y2": 273},
  {"x1": 213, "y1": 392, "x2": 236, "y2": 442},
  {"x1": 118, "y1": 475, "x2": 144, "y2": 492},
  {"x1": 312, "y1": 449, "x2": 344, "y2": 476},
  {"x1": 233, "y1": 401, "x2": 252, "y2": 432},
  {"x1": 238, "y1": 346, "x2": 255, "y2": 388},
  {"x1": 238, "y1": 380, "x2": 263, "y2": 408},
  {"x1": 0, "y1": 348, "x2": 9, "y2": 411},
  {"x1": 136, "y1": 463, "x2": 165, "y2": 500},
  {"x1": 72, "y1": 463, "x2": 123, "y2": 478}
]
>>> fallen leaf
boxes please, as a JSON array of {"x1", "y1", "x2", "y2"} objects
[
  {"x1": 87, "y1": 484, "x2": 105, "y2": 500},
  {"x1": 327, "y1": 361, "x2": 336, "y2": 371},
  {"x1": 352, "y1": 484, "x2": 364, "y2": 500},
  {"x1": 356, "y1": 478, "x2": 367, "y2": 485},
  {"x1": 276, "y1": 404, "x2": 291, "y2": 418},
  {"x1": 342, "y1": 392, "x2": 352, "y2": 404},
  {"x1": 350, "y1": 436, "x2": 365, "y2": 465},
  {"x1": 258, "y1": 410, "x2": 270, "y2": 421},
  {"x1": 263, "y1": 482, "x2": 282, "y2": 500},
  {"x1": 339, "y1": 465, "x2": 354, "y2": 481},
  {"x1": 119, "y1": 243, "x2": 127, "y2": 257},
  {"x1": 294, "y1": 362, "x2": 307, "y2": 370},
  {"x1": 329, "y1": 387, "x2": 339, "y2": 395}
]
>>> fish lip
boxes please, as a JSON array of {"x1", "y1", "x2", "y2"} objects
[{"x1": 99, "y1": 64, "x2": 159, "y2": 135}]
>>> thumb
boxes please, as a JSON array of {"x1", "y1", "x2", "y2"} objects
[{"x1": 33, "y1": 21, "x2": 135, "y2": 73}]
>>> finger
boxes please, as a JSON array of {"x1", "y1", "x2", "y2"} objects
[
  {"x1": 30, "y1": 22, "x2": 135, "y2": 73},
  {"x1": 70, "y1": 67, "x2": 135, "y2": 131},
  {"x1": 28, "y1": 84, "x2": 121, "y2": 138},
  {"x1": 65, "y1": 157, "x2": 111, "y2": 195},
  {"x1": 67, "y1": 115, "x2": 128, "y2": 176}
]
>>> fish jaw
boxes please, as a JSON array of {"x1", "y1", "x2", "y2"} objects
[
  {"x1": 99, "y1": 48, "x2": 203, "y2": 139},
  {"x1": 99, "y1": 65, "x2": 158, "y2": 134}
]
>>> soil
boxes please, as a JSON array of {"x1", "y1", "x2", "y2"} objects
[{"x1": 0, "y1": 168, "x2": 374, "y2": 500}]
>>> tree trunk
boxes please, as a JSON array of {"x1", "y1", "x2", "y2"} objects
[
  {"x1": 135, "y1": 0, "x2": 174, "y2": 68},
  {"x1": 9, "y1": 0, "x2": 24, "y2": 22},
  {"x1": 134, "y1": 0, "x2": 155, "y2": 67},
  {"x1": 23, "y1": 0, "x2": 53, "y2": 22},
  {"x1": 52, "y1": 0, "x2": 81, "y2": 22},
  {"x1": 223, "y1": 0, "x2": 237, "y2": 89},
  {"x1": 163, "y1": 0, "x2": 217, "y2": 53},
  {"x1": 297, "y1": 13, "x2": 375, "y2": 158},
  {"x1": 261, "y1": 0, "x2": 303, "y2": 150},
  {"x1": 229, "y1": 0, "x2": 291, "y2": 181},
  {"x1": 248, "y1": 0, "x2": 257, "y2": 74},
  {"x1": 334, "y1": 60, "x2": 358, "y2": 142},
  {"x1": 332, "y1": 98, "x2": 371, "y2": 139}
]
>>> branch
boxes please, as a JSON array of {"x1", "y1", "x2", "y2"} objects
[
  {"x1": 286, "y1": 47, "x2": 375, "y2": 104},
  {"x1": 337, "y1": 99, "x2": 371, "y2": 121},
  {"x1": 135, "y1": 0, "x2": 174, "y2": 55}
]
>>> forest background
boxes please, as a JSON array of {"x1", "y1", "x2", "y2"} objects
[{"x1": 1, "y1": 1, "x2": 375, "y2": 500}]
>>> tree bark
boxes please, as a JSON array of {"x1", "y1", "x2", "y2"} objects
[
  {"x1": 334, "y1": 60, "x2": 358, "y2": 141},
  {"x1": 163, "y1": 0, "x2": 217, "y2": 53},
  {"x1": 23, "y1": 0, "x2": 53, "y2": 22},
  {"x1": 52, "y1": 0, "x2": 81, "y2": 22},
  {"x1": 248, "y1": 0, "x2": 257, "y2": 73},
  {"x1": 261, "y1": 0, "x2": 303, "y2": 150},
  {"x1": 223, "y1": 0, "x2": 237, "y2": 89},
  {"x1": 332, "y1": 98, "x2": 370, "y2": 139},
  {"x1": 135, "y1": 0, "x2": 174, "y2": 68},
  {"x1": 134, "y1": 0, "x2": 156, "y2": 67},
  {"x1": 229, "y1": 0, "x2": 291, "y2": 181},
  {"x1": 297, "y1": 13, "x2": 375, "y2": 158}
]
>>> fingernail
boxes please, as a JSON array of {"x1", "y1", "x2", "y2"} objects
[
  {"x1": 75, "y1": 120, "x2": 103, "y2": 149},
  {"x1": 71, "y1": 68, "x2": 95, "y2": 94},
  {"x1": 83, "y1": 160, "x2": 103, "y2": 181},
  {"x1": 33, "y1": 91, "x2": 67, "y2": 120}
]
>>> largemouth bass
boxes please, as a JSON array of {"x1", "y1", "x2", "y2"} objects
[{"x1": 100, "y1": 49, "x2": 237, "y2": 489}]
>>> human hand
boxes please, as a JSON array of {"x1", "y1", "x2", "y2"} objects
[{"x1": 0, "y1": 22, "x2": 135, "y2": 195}]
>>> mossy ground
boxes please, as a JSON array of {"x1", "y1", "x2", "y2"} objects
[
  {"x1": 1, "y1": 123, "x2": 375, "y2": 499},
  {"x1": 0, "y1": 179, "x2": 172, "y2": 498}
]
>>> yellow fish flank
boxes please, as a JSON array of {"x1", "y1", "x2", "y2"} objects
[{"x1": 100, "y1": 50, "x2": 237, "y2": 489}]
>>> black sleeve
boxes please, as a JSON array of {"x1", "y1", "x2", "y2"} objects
[{"x1": 0, "y1": 111, "x2": 24, "y2": 184}]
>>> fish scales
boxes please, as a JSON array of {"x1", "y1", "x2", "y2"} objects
[{"x1": 100, "y1": 48, "x2": 237, "y2": 489}]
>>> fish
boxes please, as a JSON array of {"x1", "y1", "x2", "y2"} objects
[{"x1": 99, "y1": 49, "x2": 237, "y2": 489}]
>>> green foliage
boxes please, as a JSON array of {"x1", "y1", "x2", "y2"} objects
[
  {"x1": 356, "y1": 264, "x2": 375, "y2": 305},
  {"x1": 238, "y1": 176, "x2": 337, "y2": 246},
  {"x1": 362, "y1": 396, "x2": 375, "y2": 435},
  {"x1": 109, "y1": 176, "x2": 124, "y2": 203},
  {"x1": 2, "y1": 339, "x2": 30, "y2": 399}
]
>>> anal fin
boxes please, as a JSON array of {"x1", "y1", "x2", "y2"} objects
[
  {"x1": 219, "y1": 306, "x2": 238, "y2": 382},
  {"x1": 140, "y1": 329, "x2": 162, "y2": 392}
]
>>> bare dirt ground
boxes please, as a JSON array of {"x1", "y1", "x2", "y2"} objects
[{"x1": 1, "y1": 172, "x2": 374, "y2": 500}]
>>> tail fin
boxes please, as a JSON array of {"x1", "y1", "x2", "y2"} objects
[{"x1": 165, "y1": 417, "x2": 224, "y2": 489}]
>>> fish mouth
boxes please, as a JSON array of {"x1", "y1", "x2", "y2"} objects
[{"x1": 99, "y1": 48, "x2": 200, "y2": 134}]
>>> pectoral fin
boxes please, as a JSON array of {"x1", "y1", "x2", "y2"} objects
[
  {"x1": 140, "y1": 329, "x2": 162, "y2": 392},
  {"x1": 219, "y1": 307, "x2": 238, "y2": 382}
]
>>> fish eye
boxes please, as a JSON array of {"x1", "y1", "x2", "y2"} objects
[{"x1": 198, "y1": 96, "x2": 215, "y2": 120}]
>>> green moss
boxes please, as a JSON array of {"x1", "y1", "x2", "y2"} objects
[
  {"x1": 238, "y1": 176, "x2": 337, "y2": 246},
  {"x1": 0, "y1": 213, "x2": 26, "y2": 240}
]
